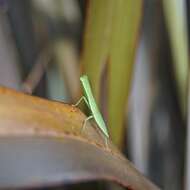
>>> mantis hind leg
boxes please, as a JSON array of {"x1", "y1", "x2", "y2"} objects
[
  {"x1": 105, "y1": 137, "x2": 108, "y2": 149},
  {"x1": 82, "y1": 115, "x2": 94, "y2": 132},
  {"x1": 82, "y1": 115, "x2": 109, "y2": 149},
  {"x1": 104, "y1": 137, "x2": 110, "y2": 150}
]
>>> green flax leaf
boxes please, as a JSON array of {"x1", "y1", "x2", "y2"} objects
[
  {"x1": 108, "y1": 0, "x2": 143, "y2": 147},
  {"x1": 80, "y1": 0, "x2": 113, "y2": 101},
  {"x1": 163, "y1": 0, "x2": 189, "y2": 115},
  {"x1": 80, "y1": 0, "x2": 143, "y2": 148}
]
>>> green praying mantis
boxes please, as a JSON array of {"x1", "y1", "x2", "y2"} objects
[{"x1": 74, "y1": 75, "x2": 109, "y2": 145}]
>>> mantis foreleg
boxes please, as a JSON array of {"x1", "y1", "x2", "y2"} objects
[{"x1": 73, "y1": 96, "x2": 90, "y2": 108}]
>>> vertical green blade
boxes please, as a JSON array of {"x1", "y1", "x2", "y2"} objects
[
  {"x1": 163, "y1": 0, "x2": 189, "y2": 115},
  {"x1": 80, "y1": 0, "x2": 114, "y2": 101},
  {"x1": 108, "y1": 0, "x2": 143, "y2": 147},
  {"x1": 80, "y1": 0, "x2": 143, "y2": 148}
]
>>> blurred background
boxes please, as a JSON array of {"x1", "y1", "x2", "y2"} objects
[{"x1": 0, "y1": 0, "x2": 189, "y2": 189}]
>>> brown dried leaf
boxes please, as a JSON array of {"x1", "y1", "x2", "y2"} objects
[{"x1": 0, "y1": 87, "x2": 159, "y2": 190}]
